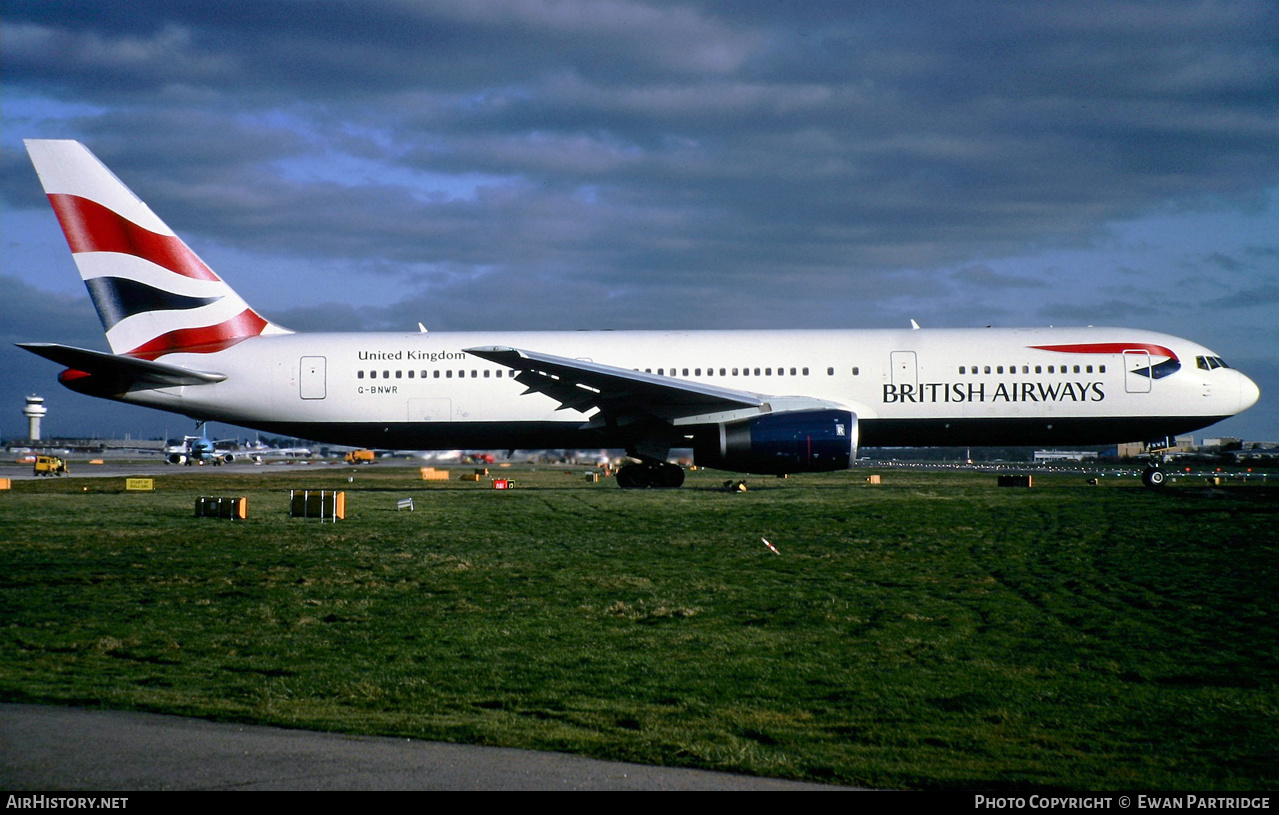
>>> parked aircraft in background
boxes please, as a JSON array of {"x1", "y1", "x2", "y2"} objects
[
  {"x1": 18, "y1": 140, "x2": 1260, "y2": 488},
  {"x1": 163, "y1": 433, "x2": 235, "y2": 465}
]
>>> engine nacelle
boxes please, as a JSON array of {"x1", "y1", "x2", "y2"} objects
[
  {"x1": 694, "y1": 409, "x2": 858, "y2": 474},
  {"x1": 167, "y1": 453, "x2": 187, "y2": 465}
]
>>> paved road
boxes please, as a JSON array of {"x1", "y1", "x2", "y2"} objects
[{"x1": 1, "y1": 704, "x2": 847, "y2": 791}]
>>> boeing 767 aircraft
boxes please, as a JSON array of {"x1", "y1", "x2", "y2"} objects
[{"x1": 18, "y1": 140, "x2": 1260, "y2": 487}]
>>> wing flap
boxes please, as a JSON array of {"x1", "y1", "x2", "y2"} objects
[{"x1": 466, "y1": 345, "x2": 765, "y2": 420}]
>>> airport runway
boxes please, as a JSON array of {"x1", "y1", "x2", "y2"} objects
[
  {"x1": 0, "y1": 704, "x2": 846, "y2": 791},
  {"x1": 1, "y1": 459, "x2": 346, "y2": 481}
]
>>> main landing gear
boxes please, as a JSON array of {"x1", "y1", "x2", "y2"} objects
[{"x1": 615, "y1": 461, "x2": 686, "y2": 489}]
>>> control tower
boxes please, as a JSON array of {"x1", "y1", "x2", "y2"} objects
[{"x1": 23, "y1": 394, "x2": 47, "y2": 441}]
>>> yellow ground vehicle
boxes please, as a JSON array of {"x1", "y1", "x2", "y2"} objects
[
  {"x1": 33, "y1": 455, "x2": 69, "y2": 476},
  {"x1": 344, "y1": 449, "x2": 376, "y2": 464}
]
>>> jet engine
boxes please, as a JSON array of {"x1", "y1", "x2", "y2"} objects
[
  {"x1": 167, "y1": 453, "x2": 187, "y2": 465},
  {"x1": 694, "y1": 409, "x2": 857, "y2": 474}
]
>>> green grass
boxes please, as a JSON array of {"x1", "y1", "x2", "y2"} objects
[{"x1": 1, "y1": 465, "x2": 1276, "y2": 789}]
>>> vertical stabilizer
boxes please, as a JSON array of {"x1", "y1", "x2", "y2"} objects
[{"x1": 24, "y1": 139, "x2": 289, "y2": 359}]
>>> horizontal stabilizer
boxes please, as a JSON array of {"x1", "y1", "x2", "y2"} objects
[{"x1": 18, "y1": 342, "x2": 226, "y2": 391}]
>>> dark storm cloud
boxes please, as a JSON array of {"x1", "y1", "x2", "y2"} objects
[{"x1": 3, "y1": 0, "x2": 1276, "y2": 333}]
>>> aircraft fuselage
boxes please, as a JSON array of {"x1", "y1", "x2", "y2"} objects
[{"x1": 100, "y1": 325, "x2": 1256, "y2": 452}]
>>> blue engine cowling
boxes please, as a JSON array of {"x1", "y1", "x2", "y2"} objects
[{"x1": 694, "y1": 409, "x2": 858, "y2": 474}]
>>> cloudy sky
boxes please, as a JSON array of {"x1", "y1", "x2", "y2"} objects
[{"x1": 2, "y1": 0, "x2": 1276, "y2": 442}]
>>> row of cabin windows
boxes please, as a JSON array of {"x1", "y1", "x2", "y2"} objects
[
  {"x1": 643, "y1": 367, "x2": 861, "y2": 377},
  {"x1": 358, "y1": 369, "x2": 505, "y2": 379},
  {"x1": 958, "y1": 364, "x2": 1105, "y2": 375},
  {"x1": 359, "y1": 366, "x2": 868, "y2": 381}
]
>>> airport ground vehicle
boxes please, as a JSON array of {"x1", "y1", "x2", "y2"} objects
[{"x1": 33, "y1": 455, "x2": 68, "y2": 476}]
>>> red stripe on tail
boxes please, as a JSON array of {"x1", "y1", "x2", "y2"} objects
[
  {"x1": 126, "y1": 309, "x2": 269, "y2": 360},
  {"x1": 47, "y1": 193, "x2": 220, "y2": 282}
]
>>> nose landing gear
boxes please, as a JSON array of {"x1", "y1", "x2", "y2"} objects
[{"x1": 1141, "y1": 464, "x2": 1167, "y2": 488}]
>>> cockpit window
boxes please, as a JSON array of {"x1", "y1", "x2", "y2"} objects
[{"x1": 1196, "y1": 355, "x2": 1232, "y2": 371}]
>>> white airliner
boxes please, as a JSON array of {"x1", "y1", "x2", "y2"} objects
[{"x1": 18, "y1": 140, "x2": 1260, "y2": 488}]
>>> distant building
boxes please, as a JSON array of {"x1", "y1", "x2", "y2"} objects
[
  {"x1": 1202, "y1": 437, "x2": 1242, "y2": 448},
  {"x1": 1117, "y1": 442, "x2": 1144, "y2": 459},
  {"x1": 22, "y1": 395, "x2": 46, "y2": 441},
  {"x1": 1034, "y1": 450, "x2": 1099, "y2": 462},
  {"x1": 1117, "y1": 435, "x2": 1197, "y2": 458}
]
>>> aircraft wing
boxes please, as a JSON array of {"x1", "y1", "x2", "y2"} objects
[
  {"x1": 464, "y1": 345, "x2": 766, "y2": 422},
  {"x1": 18, "y1": 343, "x2": 227, "y2": 389}
]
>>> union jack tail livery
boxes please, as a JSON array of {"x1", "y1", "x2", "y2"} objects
[{"x1": 24, "y1": 139, "x2": 289, "y2": 360}]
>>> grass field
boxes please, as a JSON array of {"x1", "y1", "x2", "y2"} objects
[{"x1": 1, "y1": 464, "x2": 1276, "y2": 789}]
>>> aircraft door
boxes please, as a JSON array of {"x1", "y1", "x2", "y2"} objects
[
  {"x1": 1124, "y1": 350, "x2": 1152, "y2": 394},
  {"x1": 408, "y1": 398, "x2": 452, "y2": 422},
  {"x1": 890, "y1": 351, "x2": 918, "y2": 388},
  {"x1": 300, "y1": 356, "x2": 326, "y2": 399}
]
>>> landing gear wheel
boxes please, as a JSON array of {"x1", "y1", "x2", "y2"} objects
[
  {"x1": 1141, "y1": 466, "x2": 1167, "y2": 488},
  {"x1": 616, "y1": 464, "x2": 647, "y2": 489},
  {"x1": 654, "y1": 462, "x2": 685, "y2": 489}
]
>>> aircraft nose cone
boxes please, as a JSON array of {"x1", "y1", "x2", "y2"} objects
[{"x1": 1239, "y1": 372, "x2": 1261, "y2": 413}]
